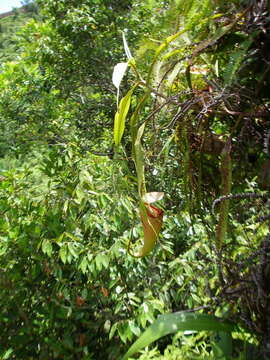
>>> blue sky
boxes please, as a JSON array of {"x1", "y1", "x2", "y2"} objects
[{"x1": 0, "y1": 0, "x2": 23, "y2": 14}]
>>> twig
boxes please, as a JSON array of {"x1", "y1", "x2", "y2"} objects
[{"x1": 212, "y1": 192, "x2": 269, "y2": 213}]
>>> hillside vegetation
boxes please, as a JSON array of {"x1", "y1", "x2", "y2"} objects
[{"x1": 0, "y1": 3, "x2": 38, "y2": 63}]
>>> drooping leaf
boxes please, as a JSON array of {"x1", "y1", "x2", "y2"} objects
[
  {"x1": 42, "y1": 239, "x2": 53, "y2": 257},
  {"x1": 112, "y1": 62, "x2": 128, "y2": 90}
]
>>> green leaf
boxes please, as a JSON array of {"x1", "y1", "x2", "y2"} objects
[
  {"x1": 128, "y1": 320, "x2": 141, "y2": 337},
  {"x1": 130, "y1": 91, "x2": 150, "y2": 156},
  {"x1": 109, "y1": 322, "x2": 118, "y2": 340},
  {"x1": 223, "y1": 38, "x2": 253, "y2": 86},
  {"x1": 59, "y1": 244, "x2": 67, "y2": 264},
  {"x1": 0, "y1": 237, "x2": 8, "y2": 256},
  {"x1": 122, "y1": 312, "x2": 236, "y2": 360},
  {"x1": 67, "y1": 242, "x2": 79, "y2": 258},
  {"x1": 147, "y1": 29, "x2": 186, "y2": 83},
  {"x1": 79, "y1": 256, "x2": 89, "y2": 274},
  {"x1": 155, "y1": 30, "x2": 186, "y2": 59},
  {"x1": 2, "y1": 348, "x2": 13, "y2": 360},
  {"x1": 211, "y1": 331, "x2": 233, "y2": 360},
  {"x1": 95, "y1": 253, "x2": 109, "y2": 271},
  {"x1": 114, "y1": 89, "x2": 133, "y2": 146},
  {"x1": 134, "y1": 122, "x2": 146, "y2": 196},
  {"x1": 42, "y1": 239, "x2": 53, "y2": 257}
]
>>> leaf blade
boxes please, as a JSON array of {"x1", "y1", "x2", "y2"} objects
[
  {"x1": 114, "y1": 89, "x2": 133, "y2": 146},
  {"x1": 122, "y1": 312, "x2": 236, "y2": 360},
  {"x1": 112, "y1": 62, "x2": 128, "y2": 90}
]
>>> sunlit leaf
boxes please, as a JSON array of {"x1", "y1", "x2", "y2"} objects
[
  {"x1": 42, "y1": 239, "x2": 52, "y2": 257},
  {"x1": 122, "y1": 312, "x2": 236, "y2": 360},
  {"x1": 112, "y1": 62, "x2": 128, "y2": 90},
  {"x1": 79, "y1": 256, "x2": 89, "y2": 274},
  {"x1": 114, "y1": 89, "x2": 133, "y2": 146},
  {"x1": 122, "y1": 32, "x2": 133, "y2": 60},
  {"x1": 59, "y1": 244, "x2": 67, "y2": 264},
  {"x1": 142, "y1": 192, "x2": 164, "y2": 204}
]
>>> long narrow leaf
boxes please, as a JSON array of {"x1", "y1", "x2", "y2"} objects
[
  {"x1": 122, "y1": 32, "x2": 133, "y2": 60},
  {"x1": 147, "y1": 29, "x2": 186, "y2": 84},
  {"x1": 122, "y1": 312, "x2": 236, "y2": 360},
  {"x1": 130, "y1": 92, "x2": 150, "y2": 157},
  {"x1": 114, "y1": 89, "x2": 133, "y2": 146},
  {"x1": 155, "y1": 30, "x2": 186, "y2": 59},
  {"x1": 134, "y1": 122, "x2": 146, "y2": 196}
]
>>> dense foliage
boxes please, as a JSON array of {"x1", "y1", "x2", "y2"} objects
[{"x1": 0, "y1": 0, "x2": 269, "y2": 359}]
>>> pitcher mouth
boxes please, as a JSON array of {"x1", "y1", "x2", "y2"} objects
[{"x1": 144, "y1": 203, "x2": 164, "y2": 219}]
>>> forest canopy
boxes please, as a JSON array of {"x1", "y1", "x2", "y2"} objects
[{"x1": 0, "y1": 0, "x2": 270, "y2": 359}]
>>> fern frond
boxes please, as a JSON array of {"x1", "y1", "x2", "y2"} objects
[
  {"x1": 184, "y1": 0, "x2": 212, "y2": 34},
  {"x1": 223, "y1": 38, "x2": 253, "y2": 86}
]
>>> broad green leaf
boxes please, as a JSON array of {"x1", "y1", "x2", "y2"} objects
[
  {"x1": 114, "y1": 89, "x2": 133, "y2": 146},
  {"x1": 42, "y1": 239, "x2": 52, "y2": 257},
  {"x1": 67, "y1": 242, "x2": 79, "y2": 258},
  {"x1": 79, "y1": 256, "x2": 89, "y2": 274},
  {"x1": 128, "y1": 320, "x2": 141, "y2": 337},
  {"x1": 59, "y1": 244, "x2": 67, "y2": 264},
  {"x1": 162, "y1": 48, "x2": 183, "y2": 61},
  {"x1": 211, "y1": 331, "x2": 233, "y2": 360},
  {"x1": 122, "y1": 312, "x2": 236, "y2": 360},
  {"x1": 95, "y1": 253, "x2": 109, "y2": 271},
  {"x1": 2, "y1": 348, "x2": 13, "y2": 360},
  {"x1": 109, "y1": 323, "x2": 118, "y2": 340}
]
